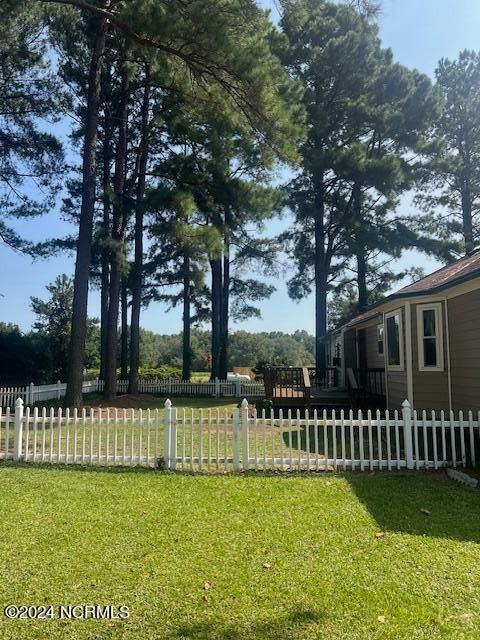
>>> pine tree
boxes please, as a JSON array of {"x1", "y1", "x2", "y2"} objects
[
  {"x1": 416, "y1": 50, "x2": 480, "y2": 254},
  {"x1": 42, "y1": 0, "x2": 303, "y2": 405},
  {"x1": 279, "y1": 0, "x2": 382, "y2": 372},
  {"x1": 0, "y1": 0, "x2": 63, "y2": 251}
]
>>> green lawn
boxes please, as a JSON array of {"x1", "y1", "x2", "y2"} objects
[
  {"x1": 0, "y1": 468, "x2": 479, "y2": 639},
  {"x1": 32, "y1": 393, "x2": 238, "y2": 412}
]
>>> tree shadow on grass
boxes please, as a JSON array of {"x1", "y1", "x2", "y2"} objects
[
  {"x1": 346, "y1": 472, "x2": 480, "y2": 543},
  {"x1": 166, "y1": 607, "x2": 324, "y2": 640}
]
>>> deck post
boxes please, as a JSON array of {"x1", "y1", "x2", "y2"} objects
[{"x1": 402, "y1": 399, "x2": 414, "y2": 469}]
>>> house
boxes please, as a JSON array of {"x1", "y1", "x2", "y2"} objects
[{"x1": 329, "y1": 250, "x2": 480, "y2": 412}]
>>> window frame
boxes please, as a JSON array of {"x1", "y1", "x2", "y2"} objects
[
  {"x1": 385, "y1": 309, "x2": 404, "y2": 371},
  {"x1": 377, "y1": 324, "x2": 384, "y2": 357},
  {"x1": 416, "y1": 302, "x2": 444, "y2": 372}
]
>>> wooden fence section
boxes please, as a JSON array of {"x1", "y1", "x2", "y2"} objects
[
  {"x1": 1, "y1": 399, "x2": 478, "y2": 471},
  {"x1": 0, "y1": 379, "x2": 265, "y2": 408}
]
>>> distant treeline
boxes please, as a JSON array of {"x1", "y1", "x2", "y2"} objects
[
  {"x1": 0, "y1": 321, "x2": 315, "y2": 385},
  {"x1": 139, "y1": 329, "x2": 315, "y2": 372}
]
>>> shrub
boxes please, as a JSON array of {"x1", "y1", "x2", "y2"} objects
[{"x1": 138, "y1": 366, "x2": 181, "y2": 381}]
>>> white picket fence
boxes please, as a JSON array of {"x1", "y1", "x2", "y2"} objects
[
  {"x1": 0, "y1": 378, "x2": 265, "y2": 408},
  {"x1": 1, "y1": 399, "x2": 477, "y2": 471}
]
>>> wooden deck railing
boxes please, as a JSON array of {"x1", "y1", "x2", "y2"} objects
[
  {"x1": 264, "y1": 366, "x2": 338, "y2": 401},
  {"x1": 347, "y1": 368, "x2": 386, "y2": 409}
]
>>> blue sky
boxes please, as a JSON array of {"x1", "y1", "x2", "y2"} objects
[{"x1": 2, "y1": 0, "x2": 480, "y2": 335}]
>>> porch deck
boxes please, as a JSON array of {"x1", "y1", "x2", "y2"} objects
[{"x1": 264, "y1": 366, "x2": 385, "y2": 411}]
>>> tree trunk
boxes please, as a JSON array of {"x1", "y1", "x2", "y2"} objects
[
  {"x1": 353, "y1": 182, "x2": 368, "y2": 310},
  {"x1": 104, "y1": 67, "x2": 130, "y2": 400},
  {"x1": 462, "y1": 183, "x2": 474, "y2": 254},
  {"x1": 210, "y1": 258, "x2": 222, "y2": 380},
  {"x1": 219, "y1": 237, "x2": 230, "y2": 379},
  {"x1": 128, "y1": 79, "x2": 150, "y2": 394},
  {"x1": 99, "y1": 103, "x2": 112, "y2": 381},
  {"x1": 120, "y1": 278, "x2": 128, "y2": 379},
  {"x1": 314, "y1": 175, "x2": 327, "y2": 374},
  {"x1": 65, "y1": 12, "x2": 109, "y2": 407},
  {"x1": 182, "y1": 255, "x2": 192, "y2": 381},
  {"x1": 356, "y1": 250, "x2": 368, "y2": 311}
]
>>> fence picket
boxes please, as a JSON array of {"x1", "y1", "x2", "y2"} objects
[
  {"x1": 89, "y1": 409, "x2": 94, "y2": 465},
  {"x1": 367, "y1": 410, "x2": 373, "y2": 471},
  {"x1": 422, "y1": 410, "x2": 428, "y2": 469},
  {"x1": 330, "y1": 410, "x2": 335, "y2": 472},
  {"x1": 450, "y1": 410, "x2": 457, "y2": 467},
  {"x1": 279, "y1": 409, "x2": 284, "y2": 472},
  {"x1": 349, "y1": 410, "x2": 355, "y2": 471},
  {"x1": 432, "y1": 411, "x2": 438, "y2": 469},
  {"x1": 459, "y1": 411, "x2": 466, "y2": 468},
  {"x1": 114, "y1": 409, "x2": 119, "y2": 465},
  {"x1": 323, "y1": 409, "x2": 328, "y2": 472},
  {"x1": 359, "y1": 411, "x2": 364, "y2": 472},
  {"x1": 32, "y1": 407, "x2": 38, "y2": 462},
  {"x1": 440, "y1": 411, "x2": 446, "y2": 465},
  {"x1": 41, "y1": 408, "x2": 46, "y2": 462},
  {"x1": 468, "y1": 411, "x2": 475, "y2": 467},
  {"x1": 24, "y1": 407, "x2": 30, "y2": 461},
  {"x1": 65, "y1": 408, "x2": 70, "y2": 464},
  {"x1": 130, "y1": 409, "x2": 134, "y2": 466}
]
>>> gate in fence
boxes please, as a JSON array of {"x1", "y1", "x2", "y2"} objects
[{"x1": 0, "y1": 399, "x2": 477, "y2": 472}]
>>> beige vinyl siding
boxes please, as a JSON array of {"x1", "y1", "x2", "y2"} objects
[
  {"x1": 448, "y1": 289, "x2": 480, "y2": 411},
  {"x1": 411, "y1": 302, "x2": 450, "y2": 412},
  {"x1": 344, "y1": 329, "x2": 357, "y2": 370},
  {"x1": 386, "y1": 308, "x2": 407, "y2": 410},
  {"x1": 360, "y1": 321, "x2": 384, "y2": 369}
]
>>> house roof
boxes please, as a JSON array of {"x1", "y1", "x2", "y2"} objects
[
  {"x1": 334, "y1": 249, "x2": 480, "y2": 332},
  {"x1": 396, "y1": 249, "x2": 480, "y2": 295}
]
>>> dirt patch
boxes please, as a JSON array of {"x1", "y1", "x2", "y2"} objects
[{"x1": 83, "y1": 394, "x2": 160, "y2": 411}]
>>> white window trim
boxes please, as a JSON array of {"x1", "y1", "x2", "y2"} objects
[
  {"x1": 385, "y1": 309, "x2": 404, "y2": 371},
  {"x1": 416, "y1": 302, "x2": 444, "y2": 372},
  {"x1": 376, "y1": 324, "x2": 384, "y2": 357}
]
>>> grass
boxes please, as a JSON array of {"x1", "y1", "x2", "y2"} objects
[
  {"x1": 32, "y1": 393, "x2": 238, "y2": 412},
  {"x1": 0, "y1": 468, "x2": 479, "y2": 639}
]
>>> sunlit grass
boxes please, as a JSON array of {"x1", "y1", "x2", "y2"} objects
[{"x1": 0, "y1": 468, "x2": 479, "y2": 639}]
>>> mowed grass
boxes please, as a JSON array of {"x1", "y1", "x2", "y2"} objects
[
  {"x1": 32, "y1": 393, "x2": 238, "y2": 412},
  {"x1": 0, "y1": 469, "x2": 479, "y2": 639}
]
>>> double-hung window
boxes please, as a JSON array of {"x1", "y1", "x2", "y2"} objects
[
  {"x1": 385, "y1": 310, "x2": 404, "y2": 370},
  {"x1": 416, "y1": 303, "x2": 444, "y2": 371}
]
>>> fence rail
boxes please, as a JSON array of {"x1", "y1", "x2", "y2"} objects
[
  {"x1": 1, "y1": 399, "x2": 478, "y2": 472},
  {"x1": 0, "y1": 379, "x2": 265, "y2": 408}
]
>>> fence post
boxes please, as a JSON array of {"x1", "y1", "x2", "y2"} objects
[
  {"x1": 232, "y1": 407, "x2": 240, "y2": 472},
  {"x1": 163, "y1": 399, "x2": 172, "y2": 470},
  {"x1": 402, "y1": 399, "x2": 414, "y2": 469},
  {"x1": 13, "y1": 398, "x2": 24, "y2": 461},
  {"x1": 241, "y1": 398, "x2": 249, "y2": 471},
  {"x1": 215, "y1": 378, "x2": 220, "y2": 397},
  {"x1": 235, "y1": 378, "x2": 242, "y2": 398}
]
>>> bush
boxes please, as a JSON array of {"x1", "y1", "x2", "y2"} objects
[
  {"x1": 83, "y1": 366, "x2": 182, "y2": 382},
  {"x1": 138, "y1": 366, "x2": 181, "y2": 381}
]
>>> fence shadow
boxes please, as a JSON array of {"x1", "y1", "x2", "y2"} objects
[
  {"x1": 346, "y1": 473, "x2": 480, "y2": 544},
  {"x1": 165, "y1": 606, "x2": 324, "y2": 640}
]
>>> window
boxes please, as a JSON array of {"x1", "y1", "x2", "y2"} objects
[
  {"x1": 385, "y1": 310, "x2": 404, "y2": 370},
  {"x1": 377, "y1": 324, "x2": 384, "y2": 356},
  {"x1": 416, "y1": 303, "x2": 444, "y2": 371}
]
